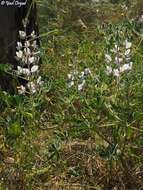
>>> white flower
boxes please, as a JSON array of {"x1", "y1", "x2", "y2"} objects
[
  {"x1": 106, "y1": 65, "x2": 112, "y2": 75},
  {"x1": 120, "y1": 64, "x2": 128, "y2": 73},
  {"x1": 125, "y1": 49, "x2": 131, "y2": 56},
  {"x1": 78, "y1": 80, "x2": 85, "y2": 91},
  {"x1": 28, "y1": 56, "x2": 36, "y2": 64},
  {"x1": 120, "y1": 62, "x2": 133, "y2": 73},
  {"x1": 18, "y1": 85, "x2": 26, "y2": 95},
  {"x1": 115, "y1": 56, "x2": 123, "y2": 65},
  {"x1": 31, "y1": 30, "x2": 36, "y2": 38},
  {"x1": 22, "y1": 68, "x2": 31, "y2": 76},
  {"x1": 111, "y1": 44, "x2": 120, "y2": 53},
  {"x1": 31, "y1": 65, "x2": 39, "y2": 73},
  {"x1": 112, "y1": 44, "x2": 119, "y2": 53},
  {"x1": 16, "y1": 50, "x2": 23, "y2": 59},
  {"x1": 19, "y1": 31, "x2": 26, "y2": 39},
  {"x1": 84, "y1": 68, "x2": 91, "y2": 76},
  {"x1": 24, "y1": 48, "x2": 31, "y2": 55},
  {"x1": 16, "y1": 42, "x2": 23, "y2": 50},
  {"x1": 139, "y1": 15, "x2": 143, "y2": 23},
  {"x1": 105, "y1": 54, "x2": 112, "y2": 63},
  {"x1": 27, "y1": 82, "x2": 37, "y2": 94},
  {"x1": 129, "y1": 62, "x2": 133, "y2": 68},
  {"x1": 32, "y1": 40, "x2": 38, "y2": 48},
  {"x1": 22, "y1": 56, "x2": 28, "y2": 65},
  {"x1": 37, "y1": 76, "x2": 44, "y2": 86},
  {"x1": 17, "y1": 66, "x2": 23, "y2": 73},
  {"x1": 68, "y1": 73, "x2": 74, "y2": 80},
  {"x1": 68, "y1": 81, "x2": 74, "y2": 88},
  {"x1": 73, "y1": 70, "x2": 79, "y2": 75},
  {"x1": 115, "y1": 44, "x2": 118, "y2": 50},
  {"x1": 79, "y1": 71, "x2": 85, "y2": 79},
  {"x1": 17, "y1": 66, "x2": 30, "y2": 76},
  {"x1": 125, "y1": 40, "x2": 132, "y2": 49},
  {"x1": 113, "y1": 69, "x2": 120, "y2": 77},
  {"x1": 25, "y1": 40, "x2": 30, "y2": 48}
]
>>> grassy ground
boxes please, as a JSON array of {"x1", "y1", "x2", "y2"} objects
[{"x1": 1, "y1": 0, "x2": 143, "y2": 189}]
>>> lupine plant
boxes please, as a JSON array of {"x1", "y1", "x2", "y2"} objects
[
  {"x1": 15, "y1": 30, "x2": 43, "y2": 95},
  {"x1": 105, "y1": 37, "x2": 133, "y2": 82},
  {"x1": 67, "y1": 67, "x2": 91, "y2": 91}
]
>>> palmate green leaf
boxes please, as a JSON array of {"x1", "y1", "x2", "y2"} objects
[
  {"x1": 99, "y1": 143, "x2": 118, "y2": 160},
  {"x1": 7, "y1": 95, "x2": 23, "y2": 106},
  {"x1": 48, "y1": 140, "x2": 61, "y2": 161},
  {"x1": 7, "y1": 122, "x2": 22, "y2": 138},
  {"x1": 0, "y1": 64, "x2": 12, "y2": 72},
  {"x1": 68, "y1": 167, "x2": 80, "y2": 177}
]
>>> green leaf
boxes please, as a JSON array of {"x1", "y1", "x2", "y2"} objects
[
  {"x1": 0, "y1": 64, "x2": 12, "y2": 72},
  {"x1": 7, "y1": 122, "x2": 22, "y2": 137}
]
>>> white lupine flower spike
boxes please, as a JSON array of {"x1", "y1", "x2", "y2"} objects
[
  {"x1": 16, "y1": 29, "x2": 43, "y2": 95},
  {"x1": 105, "y1": 39, "x2": 133, "y2": 80}
]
